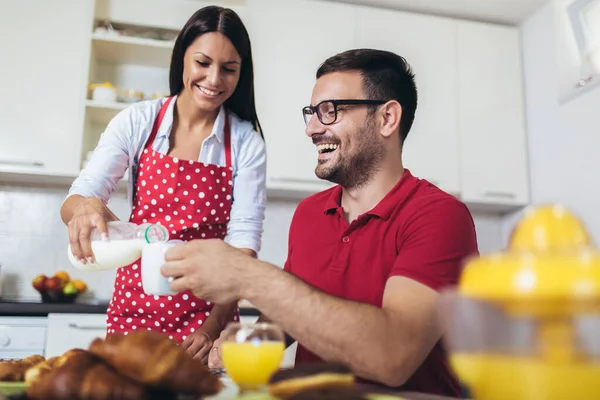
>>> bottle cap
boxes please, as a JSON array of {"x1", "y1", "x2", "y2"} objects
[{"x1": 144, "y1": 224, "x2": 169, "y2": 243}]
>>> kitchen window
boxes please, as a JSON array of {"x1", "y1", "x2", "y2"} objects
[{"x1": 568, "y1": 0, "x2": 600, "y2": 78}]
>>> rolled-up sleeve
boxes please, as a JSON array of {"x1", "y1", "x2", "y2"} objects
[
  {"x1": 67, "y1": 107, "x2": 133, "y2": 203},
  {"x1": 225, "y1": 128, "x2": 267, "y2": 253}
]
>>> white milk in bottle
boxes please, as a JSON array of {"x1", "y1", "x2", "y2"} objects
[{"x1": 68, "y1": 222, "x2": 169, "y2": 271}]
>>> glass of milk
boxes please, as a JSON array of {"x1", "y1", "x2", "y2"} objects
[
  {"x1": 141, "y1": 240, "x2": 184, "y2": 296},
  {"x1": 68, "y1": 221, "x2": 169, "y2": 271}
]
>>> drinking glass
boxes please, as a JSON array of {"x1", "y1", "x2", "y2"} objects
[{"x1": 221, "y1": 322, "x2": 285, "y2": 393}]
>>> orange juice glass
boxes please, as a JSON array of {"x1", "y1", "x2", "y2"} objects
[{"x1": 221, "y1": 322, "x2": 285, "y2": 392}]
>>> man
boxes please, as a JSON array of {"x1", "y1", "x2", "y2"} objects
[{"x1": 161, "y1": 48, "x2": 478, "y2": 396}]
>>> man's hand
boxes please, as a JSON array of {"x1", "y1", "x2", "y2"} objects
[
  {"x1": 161, "y1": 239, "x2": 254, "y2": 303},
  {"x1": 181, "y1": 329, "x2": 213, "y2": 363}
]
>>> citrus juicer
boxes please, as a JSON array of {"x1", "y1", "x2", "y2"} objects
[{"x1": 439, "y1": 205, "x2": 600, "y2": 400}]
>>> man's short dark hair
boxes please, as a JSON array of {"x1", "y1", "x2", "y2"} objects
[{"x1": 316, "y1": 49, "x2": 418, "y2": 143}]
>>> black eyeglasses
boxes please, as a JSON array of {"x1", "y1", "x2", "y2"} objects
[{"x1": 302, "y1": 99, "x2": 387, "y2": 126}]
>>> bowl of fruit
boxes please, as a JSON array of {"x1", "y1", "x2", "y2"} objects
[{"x1": 32, "y1": 271, "x2": 88, "y2": 303}]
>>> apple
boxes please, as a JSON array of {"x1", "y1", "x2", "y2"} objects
[
  {"x1": 63, "y1": 282, "x2": 78, "y2": 296},
  {"x1": 32, "y1": 275, "x2": 48, "y2": 293},
  {"x1": 44, "y1": 276, "x2": 63, "y2": 292}
]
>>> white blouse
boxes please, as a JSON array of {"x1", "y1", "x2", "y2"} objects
[{"x1": 67, "y1": 96, "x2": 267, "y2": 253}]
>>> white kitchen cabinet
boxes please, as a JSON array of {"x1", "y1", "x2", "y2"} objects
[
  {"x1": 0, "y1": 0, "x2": 94, "y2": 177},
  {"x1": 355, "y1": 8, "x2": 460, "y2": 195},
  {"x1": 246, "y1": 0, "x2": 356, "y2": 195},
  {"x1": 45, "y1": 313, "x2": 106, "y2": 357},
  {"x1": 456, "y1": 21, "x2": 529, "y2": 208},
  {"x1": 0, "y1": 317, "x2": 47, "y2": 360}
]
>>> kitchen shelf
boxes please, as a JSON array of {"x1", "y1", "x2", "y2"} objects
[
  {"x1": 91, "y1": 34, "x2": 174, "y2": 68},
  {"x1": 85, "y1": 99, "x2": 131, "y2": 125}
]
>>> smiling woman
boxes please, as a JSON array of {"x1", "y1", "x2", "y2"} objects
[
  {"x1": 60, "y1": 5, "x2": 267, "y2": 363},
  {"x1": 169, "y1": 6, "x2": 263, "y2": 138}
]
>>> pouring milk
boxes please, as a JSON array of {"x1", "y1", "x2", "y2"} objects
[{"x1": 68, "y1": 221, "x2": 169, "y2": 270}]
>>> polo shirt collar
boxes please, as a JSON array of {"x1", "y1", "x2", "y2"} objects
[{"x1": 323, "y1": 169, "x2": 414, "y2": 220}]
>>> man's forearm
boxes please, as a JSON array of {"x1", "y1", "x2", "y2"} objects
[
  {"x1": 257, "y1": 314, "x2": 296, "y2": 348},
  {"x1": 242, "y1": 263, "x2": 409, "y2": 386}
]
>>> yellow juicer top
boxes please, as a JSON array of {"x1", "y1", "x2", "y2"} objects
[{"x1": 458, "y1": 204, "x2": 600, "y2": 316}]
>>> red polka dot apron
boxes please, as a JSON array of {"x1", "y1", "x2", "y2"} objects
[{"x1": 106, "y1": 96, "x2": 239, "y2": 342}]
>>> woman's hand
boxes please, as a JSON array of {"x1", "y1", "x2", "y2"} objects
[
  {"x1": 182, "y1": 329, "x2": 214, "y2": 363},
  {"x1": 67, "y1": 197, "x2": 116, "y2": 264},
  {"x1": 207, "y1": 331, "x2": 226, "y2": 369}
]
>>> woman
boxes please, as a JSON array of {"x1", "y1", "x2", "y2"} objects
[{"x1": 60, "y1": 6, "x2": 266, "y2": 363}]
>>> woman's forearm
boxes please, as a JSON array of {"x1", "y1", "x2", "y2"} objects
[
  {"x1": 61, "y1": 195, "x2": 119, "y2": 226},
  {"x1": 60, "y1": 195, "x2": 85, "y2": 224},
  {"x1": 201, "y1": 301, "x2": 238, "y2": 339}
]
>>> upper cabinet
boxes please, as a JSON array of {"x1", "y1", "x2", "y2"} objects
[
  {"x1": 355, "y1": 7, "x2": 460, "y2": 196},
  {"x1": 0, "y1": 0, "x2": 94, "y2": 178},
  {"x1": 456, "y1": 21, "x2": 529, "y2": 208},
  {"x1": 246, "y1": 3, "x2": 529, "y2": 210},
  {"x1": 0, "y1": 0, "x2": 530, "y2": 212},
  {"x1": 246, "y1": 0, "x2": 356, "y2": 195}
]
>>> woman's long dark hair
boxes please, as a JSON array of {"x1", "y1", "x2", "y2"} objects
[{"x1": 169, "y1": 6, "x2": 263, "y2": 139}]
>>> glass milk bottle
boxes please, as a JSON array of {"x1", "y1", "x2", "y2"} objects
[{"x1": 68, "y1": 221, "x2": 169, "y2": 271}]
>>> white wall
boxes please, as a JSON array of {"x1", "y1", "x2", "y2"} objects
[{"x1": 505, "y1": 0, "x2": 600, "y2": 244}]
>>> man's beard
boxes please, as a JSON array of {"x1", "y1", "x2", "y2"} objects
[{"x1": 315, "y1": 118, "x2": 385, "y2": 190}]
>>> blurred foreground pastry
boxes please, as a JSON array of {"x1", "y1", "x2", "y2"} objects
[
  {"x1": 268, "y1": 363, "x2": 355, "y2": 398},
  {"x1": 24, "y1": 348, "x2": 86, "y2": 384},
  {"x1": 89, "y1": 330, "x2": 222, "y2": 395},
  {"x1": 286, "y1": 387, "x2": 368, "y2": 400},
  {"x1": 0, "y1": 355, "x2": 45, "y2": 382},
  {"x1": 26, "y1": 350, "x2": 151, "y2": 400}
]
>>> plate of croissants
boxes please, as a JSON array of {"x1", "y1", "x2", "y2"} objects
[{"x1": 0, "y1": 330, "x2": 222, "y2": 400}]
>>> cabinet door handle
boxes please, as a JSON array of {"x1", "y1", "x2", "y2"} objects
[
  {"x1": 68, "y1": 322, "x2": 105, "y2": 330},
  {"x1": 270, "y1": 177, "x2": 331, "y2": 186},
  {"x1": 0, "y1": 159, "x2": 44, "y2": 167},
  {"x1": 484, "y1": 191, "x2": 516, "y2": 199}
]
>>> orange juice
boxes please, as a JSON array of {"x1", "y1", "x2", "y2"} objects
[
  {"x1": 451, "y1": 353, "x2": 600, "y2": 400},
  {"x1": 222, "y1": 341, "x2": 285, "y2": 390}
]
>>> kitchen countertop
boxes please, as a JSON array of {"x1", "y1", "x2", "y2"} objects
[{"x1": 0, "y1": 299, "x2": 260, "y2": 317}]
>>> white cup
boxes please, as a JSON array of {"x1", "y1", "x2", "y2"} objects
[{"x1": 141, "y1": 240, "x2": 184, "y2": 296}]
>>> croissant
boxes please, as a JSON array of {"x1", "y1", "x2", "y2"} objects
[
  {"x1": 26, "y1": 350, "x2": 158, "y2": 400},
  {"x1": 0, "y1": 354, "x2": 45, "y2": 381},
  {"x1": 24, "y1": 356, "x2": 58, "y2": 384},
  {"x1": 89, "y1": 330, "x2": 222, "y2": 395},
  {"x1": 24, "y1": 348, "x2": 87, "y2": 384},
  {"x1": 54, "y1": 348, "x2": 87, "y2": 369}
]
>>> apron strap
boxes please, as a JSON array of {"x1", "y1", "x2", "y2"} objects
[
  {"x1": 145, "y1": 97, "x2": 231, "y2": 168},
  {"x1": 223, "y1": 110, "x2": 232, "y2": 169},
  {"x1": 145, "y1": 96, "x2": 174, "y2": 150}
]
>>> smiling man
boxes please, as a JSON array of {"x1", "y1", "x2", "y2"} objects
[{"x1": 161, "y1": 49, "x2": 479, "y2": 397}]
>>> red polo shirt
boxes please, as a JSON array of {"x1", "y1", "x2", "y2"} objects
[{"x1": 283, "y1": 169, "x2": 478, "y2": 397}]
